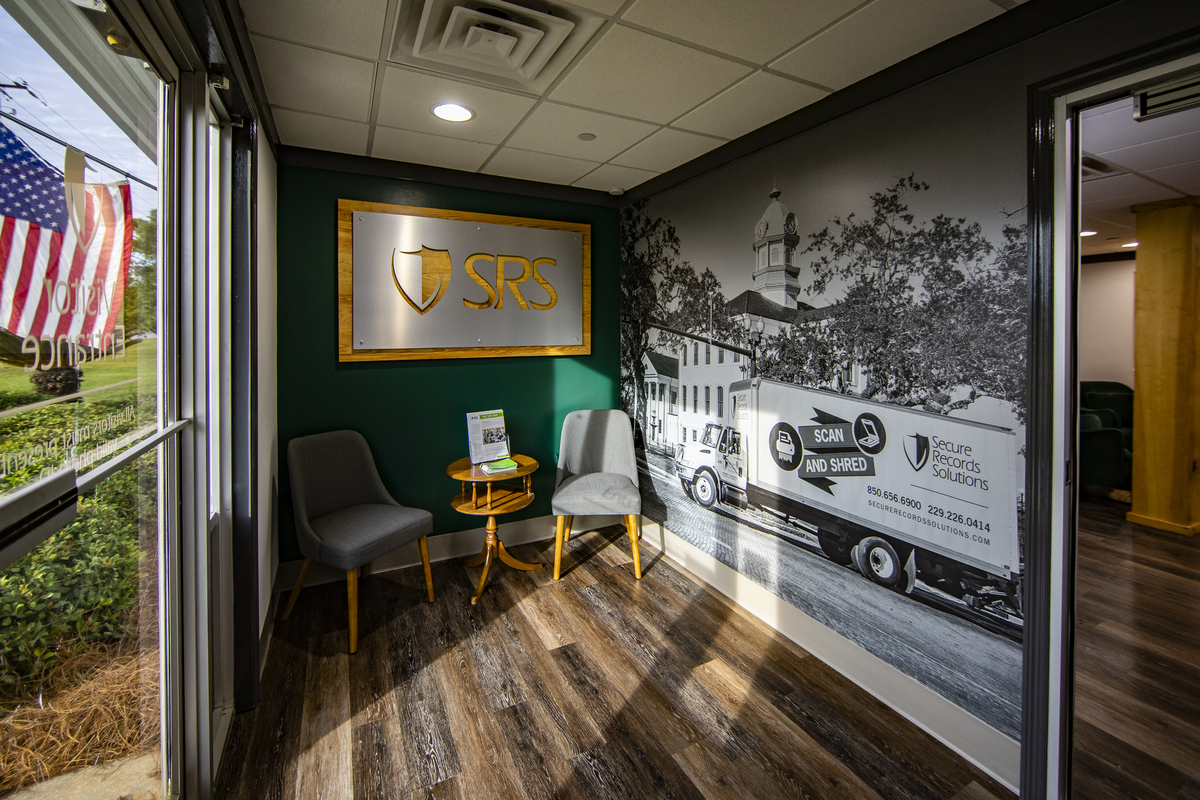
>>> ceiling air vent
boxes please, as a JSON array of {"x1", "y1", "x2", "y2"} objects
[
  {"x1": 391, "y1": 0, "x2": 604, "y2": 95},
  {"x1": 1080, "y1": 155, "x2": 1124, "y2": 182},
  {"x1": 1135, "y1": 71, "x2": 1200, "y2": 121}
]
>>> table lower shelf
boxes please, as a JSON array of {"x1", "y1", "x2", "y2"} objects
[{"x1": 450, "y1": 486, "x2": 534, "y2": 516}]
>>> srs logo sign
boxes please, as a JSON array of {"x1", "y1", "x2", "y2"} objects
[
  {"x1": 343, "y1": 199, "x2": 588, "y2": 360},
  {"x1": 392, "y1": 247, "x2": 559, "y2": 315}
]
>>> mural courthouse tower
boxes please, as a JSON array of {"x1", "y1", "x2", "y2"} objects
[{"x1": 751, "y1": 184, "x2": 801, "y2": 308}]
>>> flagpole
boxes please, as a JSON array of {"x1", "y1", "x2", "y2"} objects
[{"x1": 0, "y1": 110, "x2": 156, "y2": 190}]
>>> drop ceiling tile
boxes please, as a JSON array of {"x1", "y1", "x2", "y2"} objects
[
  {"x1": 1082, "y1": 173, "x2": 1181, "y2": 204},
  {"x1": 272, "y1": 109, "x2": 368, "y2": 155},
  {"x1": 560, "y1": 0, "x2": 626, "y2": 14},
  {"x1": 371, "y1": 126, "x2": 496, "y2": 172},
  {"x1": 241, "y1": 0, "x2": 388, "y2": 59},
  {"x1": 549, "y1": 25, "x2": 752, "y2": 124},
  {"x1": 769, "y1": 0, "x2": 1001, "y2": 91},
  {"x1": 622, "y1": 0, "x2": 856, "y2": 63},
  {"x1": 1083, "y1": 99, "x2": 1200, "y2": 154},
  {"x1": 376, "y1": 67, "x2": 537, "y2": 144},
  {"x1": 251, "y1": 36, "x2": 375, "y2": 121},
  {"x1": 1143, "y1": 159, "x2": 1200, "y2": 196},
  {"x1": 611, "y1": 127, "x2": 724, "y2": 172},
  {"x1": 482, "y1": 147, "x2": 600, "y2": 185},
  {"x1": 673, "y1": 71, "x2": 828, "y2": 138},
  {"x1": 573, "y1": 163, "x2": 660, "y2": 192},
  {"x1": 505, "y1": 102, "x2": 658, "y2": 161},
  {"x1": 1096, "y1": 130, "x2": 1200, "y2": 175}
]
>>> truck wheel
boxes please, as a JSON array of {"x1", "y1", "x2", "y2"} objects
[
  {"x1": 855, "y1": 537, "x2": 903, "y2": 589},
  {"x1": 818, "y1": 531, "x2": 854, "y2": 566},
  {"x1": 693, "y1": 470, "x2": 718, "y2": 508},
  {"x1": 680, "y1": 476, "x2": 694, "y2": 499}
]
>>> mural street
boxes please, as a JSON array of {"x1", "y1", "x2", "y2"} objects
[{"x1": 638, "y1": 450, "x2": 1022, "y2": 739}]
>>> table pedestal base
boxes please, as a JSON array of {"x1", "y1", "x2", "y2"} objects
[{"x1": 463, "y1": 515, "x2": 542, "y2": 604}]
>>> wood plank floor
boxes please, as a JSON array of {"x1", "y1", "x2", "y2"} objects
[
  {"x1": 1073, "y1": 496, "x2": 1200, "y2": 800},
  {"x1": 215, "y1": 527, "x2": 1014, "y2": 800}
]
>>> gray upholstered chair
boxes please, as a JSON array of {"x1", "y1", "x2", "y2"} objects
[
  {"x1": 279, "y1": 430, "x2": 434, "y2": 653},
  {"x1": 551, "y1": 409, "x2": 642, "y2": 580}
]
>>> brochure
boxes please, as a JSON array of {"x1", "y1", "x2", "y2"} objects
[
  {"x1": 481, "y1": 457, "x2": 518, "y2": 474},
  {"x1": 467, "y1": 409, "x2": 510, "y2": 464}
]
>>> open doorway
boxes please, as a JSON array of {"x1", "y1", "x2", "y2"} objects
[{"x1": 1071, "y1": 72, "x2": 1200, "y2": 799}]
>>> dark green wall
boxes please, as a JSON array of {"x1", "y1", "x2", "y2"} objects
[{"x1": 276, "y1": 164, "x2": 621, "y2": 562}]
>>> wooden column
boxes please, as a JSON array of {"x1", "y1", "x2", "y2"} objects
[{"x1": 1127, "y1": 196, "x2": 1200, "y2": 535}]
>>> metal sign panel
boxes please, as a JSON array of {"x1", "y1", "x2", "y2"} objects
[{"x1": 337, "y1": 200, "x2": 591, "y2": 361}]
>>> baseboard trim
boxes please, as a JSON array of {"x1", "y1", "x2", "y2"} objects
[
  {"x1": 272, "y1": 514, "x2": 615, "y2": 591},
  {"x1": 271, "y1": 513, "x2": 1019, "y2": 790},
  {"x1": 638, "y1": 518, "x2": 1021, "y2": 794},
  {"x1": 259, "y1": 590, "x2": 277, "y2": 678},
  {"x1": 1125, "y1": 511, "x2": 1199, "y2": 536}
]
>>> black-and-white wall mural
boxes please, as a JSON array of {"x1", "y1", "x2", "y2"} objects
[{"x1": 621, "y1": 78, "x2": 1028, "y2": 738}]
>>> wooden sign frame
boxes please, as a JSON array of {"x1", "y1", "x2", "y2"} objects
[{"x1": 338, "y1": 199, "x2": 591, "y2": 362}]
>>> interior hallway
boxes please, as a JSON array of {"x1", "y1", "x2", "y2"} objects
[
  {"x1": 214, "y1": 527, "x2": 1013, "y2": 799},
  {"x1": 1072, "y1": 496, "x2": 1200, "y2": 799}
]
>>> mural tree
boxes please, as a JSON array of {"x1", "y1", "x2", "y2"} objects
[
  {"x1": 621, "y1": 200, "x2": 739, "y2": 431},
  {"x1": 786, "y1": 175, "x2": 1027, "y2": 418}
]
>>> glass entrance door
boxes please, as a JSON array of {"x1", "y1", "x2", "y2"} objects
[{"x1": 0, "y1": 1, "x2": 178, "y2": 795}]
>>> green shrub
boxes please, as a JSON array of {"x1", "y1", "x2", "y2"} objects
[
  {"x1": 0, "y1": 395, "x2": 154, "y2": 495},
  {"x1": 0, "y1": 463, "x2": 146, "y2": 692},
  {"x1": 0, "y1": 390, "x2": 49, "y2": 412}
]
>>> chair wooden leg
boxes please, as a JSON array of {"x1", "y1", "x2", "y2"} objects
[
  {"x1": 419, "y1": 536, "x2": 435, "y2": 603},
  {"x1": 564, "y1": 515, "x2": 574, "y2": 542},
  {"x1": 278, "y1": 558, "x2": 313, "y2": 622},
  {"x1": 554, "y1": 515, "x2": 565, "y2": 580},
  {"x1": 626, "y1": 514, "x2": 642, "y2": 579},
  {"x1": 347, "y1": 568, "x2": 359, "y2": 654}
]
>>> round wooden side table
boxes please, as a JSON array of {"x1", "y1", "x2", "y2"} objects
[{"x1": 446, "y1": 454, "x2": 543, "y2": 604}]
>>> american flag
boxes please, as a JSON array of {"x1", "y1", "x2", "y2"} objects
[{"x1": 0, "y1": 121, "x2": 131, "y2": 347}]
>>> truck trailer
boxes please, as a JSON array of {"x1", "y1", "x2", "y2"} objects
[{"x1": 674, "y1": 378, "x2": 1022, "y2": 619}]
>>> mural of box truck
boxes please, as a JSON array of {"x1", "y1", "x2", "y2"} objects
[{"x1": 674, "y1": 378, "x2": 1022, "y2": 621}]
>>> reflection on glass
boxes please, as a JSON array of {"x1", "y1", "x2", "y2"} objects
[
  {"x1": 0, "y1": 0, "x2": 165, "y2": 795},
  {"x1": 0, "y1": 452, "x2": 159, "y2": 793},
  {"x1": 0, "y1": 0, "x2": 160, "y2": 498}
]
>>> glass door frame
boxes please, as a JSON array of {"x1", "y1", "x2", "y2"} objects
[{"x1": 1023, "y1": 37, "x2": 1200, "y2": 800}]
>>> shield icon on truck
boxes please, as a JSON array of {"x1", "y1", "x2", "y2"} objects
[{"x1": 904, "y1": 434, "x2": 930, "y2": 472}]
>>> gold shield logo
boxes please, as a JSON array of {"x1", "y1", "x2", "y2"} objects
[{"x1": 392, "y1": 246, "x2": 451, "y2": 315}]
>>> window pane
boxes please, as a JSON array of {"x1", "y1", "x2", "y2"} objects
[
  {"x1": 0, "y1": 2, "x2": 161, "y2": 500},
  {"x1": 0, "y1": 2, "x2": 167, "y2": 795},
  {"x1": 0, "y1": 451, "x2": 160, "y2": 793}
]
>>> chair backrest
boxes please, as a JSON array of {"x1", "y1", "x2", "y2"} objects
[
  {"x1": 1080, "y1": 380, "x2": 1132, "y2": 396},
  {"x1": 1084, "y1": 391, "x2": 1134, "y2": 428},
  {"x1": 556, "y1": 409, "x2": 638, "y2": 488},
  {"x1": 288, "y1": 430, "x2": 394, "y2": 523}
]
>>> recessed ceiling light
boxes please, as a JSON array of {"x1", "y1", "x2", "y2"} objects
[
  {"x1": 1122, "y1": 242, "x2": 1138, "y2": 248},
  {"x1": 578, "y1": 133, "x2": 596, "y2": 141},
  {"x1": 609, "y1": 188, "x2": 625, "y2": 196},
  {"x1": 432, "y1": 103, "x2": 473, "y2": 122},
  {"x1": 1080, "y1": 230, "x2": 1097, "y2": 236}
]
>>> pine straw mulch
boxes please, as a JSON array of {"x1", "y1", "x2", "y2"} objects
[{"x1": 0, "y1": 639, "x2": 159, "y2": 793}]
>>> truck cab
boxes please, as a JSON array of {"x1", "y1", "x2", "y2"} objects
[{"x1": 675, "y1": 422, "x2": 746, "y2": 508}]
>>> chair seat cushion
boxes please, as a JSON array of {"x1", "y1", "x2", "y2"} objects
[
  {"x1": 551, "y1": 472, "x2": 641, "y2": 516},
  {"x1": 309, "y1": 503, "x2": 433, "y2": 571}
]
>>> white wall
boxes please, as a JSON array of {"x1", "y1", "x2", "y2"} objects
[
  {"x1": 256, "y1": 134, "x2": 278, "y2": 634},
  {"x1": 1078, "y1": 259, "x2": 1135, "y2": 388}
]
